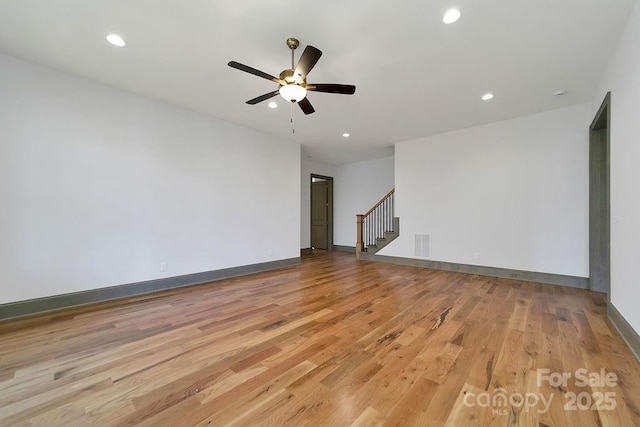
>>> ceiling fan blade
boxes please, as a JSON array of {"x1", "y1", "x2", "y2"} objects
[
  {"x1": 228, "y1": 61, "x2": 281, "y2": 83},
  {"x1": 308, "y1": 84, "x2": 356, "y2": 95},
  {"x1": 298, "y1": 97, "x2": 315, "y2": 115},
  {"x1": 246, "y1": 90, "x2": 280, "y2": 105},
  {"x1": 294, "y1": 46, "x2": 322, "y2": 77}
]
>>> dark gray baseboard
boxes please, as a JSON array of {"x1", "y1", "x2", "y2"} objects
[
  {"x1": 0, "y1": 257, "x2": 301, "y2": 322},
  {"x1": 333, "y1": 245, "x2": 356, "y2": 253},
  {"x1": 608, "y1": 303, "x2": 640, "y2": 362},
  {"x1": 359, "y1": 253, "x2": 588, "y2": 289},
  {"x1": 300, "y1": 248, "x2": 313, "y2": 255}
]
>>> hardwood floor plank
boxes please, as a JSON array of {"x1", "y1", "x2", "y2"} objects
[
  {"x1": 443, "y1": 382, "x2": 486, "y2": 426},
  {"x1": 351, "y1": 405, "x2": 385, "y2": 426}
]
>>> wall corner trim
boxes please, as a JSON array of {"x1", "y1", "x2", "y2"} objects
[
  {"x1": 0, "y1": 257, "x2": 301, "y2": 321},
  {"x1": 608, "y1": 303, "x2": 640, "y2": 362}
]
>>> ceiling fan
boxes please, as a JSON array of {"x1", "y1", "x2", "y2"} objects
[{"x1": 227, "y1": 38, "x2": 356, "y2": 115}]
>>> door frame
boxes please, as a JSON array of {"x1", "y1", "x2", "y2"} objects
[
  {"x1": 589, "y1": 92, "x2": 611, "y2": 296},
  {"x1": 310, "y1": 174, "x2": 334, "y2": 251}
]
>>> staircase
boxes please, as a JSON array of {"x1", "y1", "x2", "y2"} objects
[{"x1": 356, "y1": 189, "x2": 399, "y2": 258}]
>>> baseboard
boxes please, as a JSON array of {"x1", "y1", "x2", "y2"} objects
[
  {"x1": 333, "y1": 245, "x2": 356, "y2": 253},
  {"x1": 359, "y1": 253, "x2": 588, "y2": 289},
  {"x1": 300, "y1": 248, "x2": 313, "y2": 255},
  {"x1": 608, "y1": 303, "x2": 640, "y2": 362},
  {"x1": 0, "y1": 257, "x2": 301, "y2": 321}
]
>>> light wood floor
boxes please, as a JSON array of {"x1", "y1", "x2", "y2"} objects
[{"x1": 1, "y1": 252, "x2": 639, "y2": 426}]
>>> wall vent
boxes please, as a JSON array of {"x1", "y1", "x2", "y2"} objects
[{"x1": 414, "y1": 234, "x2": 431, "y2": 258}]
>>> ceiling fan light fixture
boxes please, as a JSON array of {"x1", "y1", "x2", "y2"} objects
[
  {"x1": 227, "y1": 38, "x2": 355, "y2": 115},
  {"x1": 279, "y1": 84, "x2": 307, "y2": 103}
]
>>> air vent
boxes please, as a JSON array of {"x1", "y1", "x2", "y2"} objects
[{"x1": 414, "y1": 234, "x2": 431, "y2": 258}]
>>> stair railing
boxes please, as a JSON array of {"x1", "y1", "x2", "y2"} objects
[{"x1": 356, "y1": 189, "x2": 395, "y2": 254}]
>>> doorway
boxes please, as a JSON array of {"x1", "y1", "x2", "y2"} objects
[
  {"x1": 589, "y1": 92, "x2": 611, "y2": 295},
  {"x1": 310, "y1": 174, "x2": 333, "y2": 250}
]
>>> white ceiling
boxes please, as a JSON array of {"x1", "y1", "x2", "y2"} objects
[{"x1": 0, "y1": 0, "x2": 635, "y2": 164}]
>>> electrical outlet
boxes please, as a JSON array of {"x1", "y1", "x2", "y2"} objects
[
  {"x1": 160, "y1": 262, "x2": 168, "y2": 272},
  {"x1": 473, "y1": 252, "x2": 480, "y2": 260}
]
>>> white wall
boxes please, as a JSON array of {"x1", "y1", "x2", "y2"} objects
[
  {"x1": 300, "y1": 157, "x2": 332, "y2": 248},
  {"x1": 333, "y1": 157, "x2": 394, "y2": 247},
  {"x1": 0, "y1": 53, "x2": 300, "y2": 305},
  {"x1": 380, "y1": 104, "x2": 591, "y2": 278},
  {"x1": 593, "y1": 0, "x2": 640, "y2": 333}
]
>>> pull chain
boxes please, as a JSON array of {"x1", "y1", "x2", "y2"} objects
[{"x1": 290, "y1": 101, "x2": 295, "y2": 134}]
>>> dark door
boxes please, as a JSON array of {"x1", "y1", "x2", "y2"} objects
[
  {"x1": 589, "y1": 93, "x2": 610, "y2": 294},
  {"x1": 311, "y1": 180, "x2": 329, "y2": 249}
]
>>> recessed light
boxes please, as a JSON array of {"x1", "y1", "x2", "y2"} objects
[
  {"x1": 481, "y1": 93, "x2": 494, "y2": 101},
  {"x1": 268, "y1": 101, "x2": 278, "y2": 108},
  {"x1": 106, "y1": 34, "x2": 125, "y2": 47},
  {"x1": 343, "y1": 133, "x2": 350, "y2": 138},
  {"x1": 443, "y1": 9, "x2": 461, "y2": 24}
]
